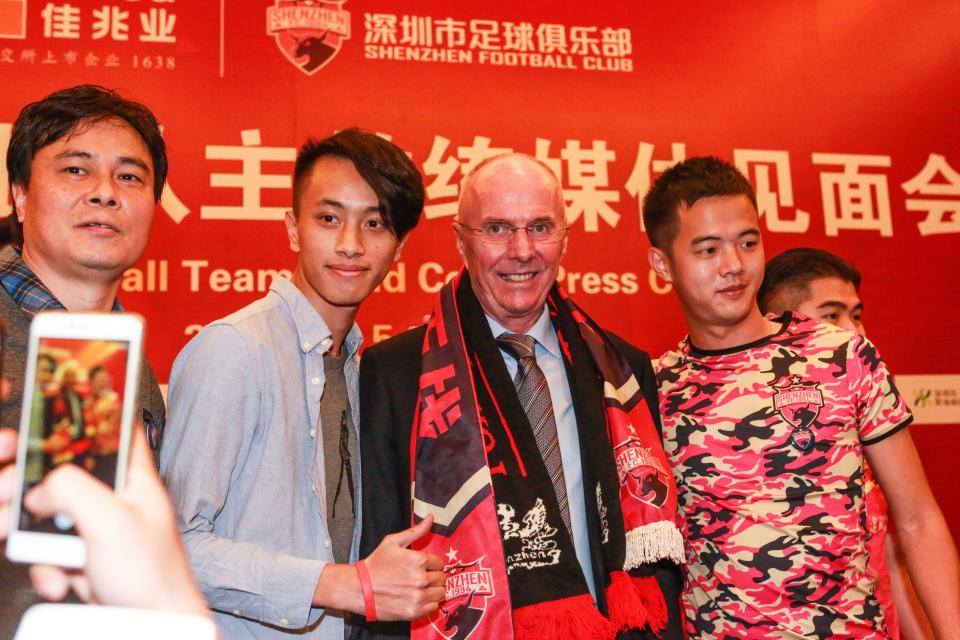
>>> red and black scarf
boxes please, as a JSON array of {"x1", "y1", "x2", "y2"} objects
[{"x1": 409, "y1": 272, "x2": 683, "y2": 640}]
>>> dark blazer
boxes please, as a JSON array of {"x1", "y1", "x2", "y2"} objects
[{"x1": 354, "y1": 301, "x2": 684, "y2": 640}]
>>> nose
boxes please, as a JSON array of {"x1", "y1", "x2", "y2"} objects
[
  {"x1": 719, "y1": 245, "x2": 744, "y2": 278},
  {"x1": 86, "y1": 174, "x2": 119, "y2": 208},
  {"x1": 505, "y1": 227, "x2": 535, "y2": 260},
  {"x1": 336, "y1": 221, "x2": 365, "y2": 258},
  {"x1": 836, "y1": 315, "x2": 860, "y2": 334}
]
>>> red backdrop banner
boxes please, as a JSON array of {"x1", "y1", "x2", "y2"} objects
[{"x1": 1, "y1": 1, "x2": 957, "y2": 533}]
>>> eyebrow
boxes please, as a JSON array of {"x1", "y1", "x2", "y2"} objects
[
  {"x1": 55, "y1": 150, "x2": 91, "y2": 162},
  {"x1": 479, "y1": 215, "x2": 555, "y2": 224},
  {"x1": 816, "y1": 300, "x2": 864, "y2": 312},
  {"x1": 118, "y1": 155, "x2": 151, "y2": 173},
  {"x1": 313, "y1": 199, "x2": 381, "y2": 213},
  {"x1": 690, "y1": 228, "x2": 760, "y2": 246},
  {"x1": 54, "y1": 150, "x2": 151, "y2": 174}
]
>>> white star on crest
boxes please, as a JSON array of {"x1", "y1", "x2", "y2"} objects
[
  {"x1": 445, "y1": 548, "x2": 458, "y2": 563},
  {"x1": 790, "y1": 375, "x2": 802, "y2": 385}
]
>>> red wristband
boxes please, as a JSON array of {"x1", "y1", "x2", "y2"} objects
[{"x1": 355, "y1": 559, "x2": 377, "y2": 622}]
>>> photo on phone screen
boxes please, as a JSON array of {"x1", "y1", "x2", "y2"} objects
[{"x1": 19, "y1": 337, "x2": 130, "y2": 535}]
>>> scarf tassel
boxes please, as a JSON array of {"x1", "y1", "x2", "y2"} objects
[
  {"x1": 606, "y1": 571, "x2": 669, "y2": 635},
  {"x1": 624, "y1": 520, "x2": 687, "y2": 570},
  {"x1": 513, "y1": 594, "x2": 618, "y2": 640}
]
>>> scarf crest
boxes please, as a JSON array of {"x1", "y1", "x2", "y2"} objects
[{"x1": 410, "y1": 272, "x2": 683, "y2": 640}]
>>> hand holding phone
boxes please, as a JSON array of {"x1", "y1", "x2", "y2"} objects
[
  {"x1": 24, "y1": 427, "x2": 209, "y2": 617},
  {"x1": 6, "y1": 312, "x2": 144, "y2": 568},
  {"x1": 1, "y1": 425, "x2": 210, "y2": 622},
  {"x1": 0, "y1": 427, "x2": 16, "y2": 539}
]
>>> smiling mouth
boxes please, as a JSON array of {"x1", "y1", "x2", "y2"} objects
[{"x1": 500, "y1": 272, "x2": 536, "y2": 282}]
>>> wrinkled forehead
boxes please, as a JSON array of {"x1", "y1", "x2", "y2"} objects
[
  {"x1": 459, "y1": 158, "x2": 563, "y2": 223},
  {"x1": 44, "y1": 116, "x2": 150, "y2": 158}
]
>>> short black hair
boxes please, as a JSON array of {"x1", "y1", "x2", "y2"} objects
[
  {"x1": 757, "y1": 247, "x2": 862, "y2": 314},
  {"x1": 0, "y1": 213, "x2": 20, "y2": 247},
  {"x1": 37, "y1": 353, "x2": 57, "y2": 371},
  {"x1": 292, "y1": 128, "x2": 424, "y2": 241},
  {"x1": 7, "y1": 84, "x2": 167, "y2": 205},
  {"x1": 642, "y1": 156, "x2": 757, "y2": 252}
]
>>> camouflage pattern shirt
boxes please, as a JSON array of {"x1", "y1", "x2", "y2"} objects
[{"x1": 656, "y1": 313, "x2": 911, "y2": 639}]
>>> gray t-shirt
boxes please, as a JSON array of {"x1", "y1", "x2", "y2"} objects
[{"x1": 321, "y1": 348, "x2": 358, "y2": 565}]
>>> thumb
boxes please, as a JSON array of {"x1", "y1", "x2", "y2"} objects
[
  {"x1": 387, "y1": 513, "x2": 435, "y2": 548},
  {"x1": 0, "y1": 428, "x2": 17, "y2": 464},
  {"x1": 24, "y1": 464, "x2": 122, "y2": 545}
]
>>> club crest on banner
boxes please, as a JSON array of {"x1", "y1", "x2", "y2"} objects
[
  {"x1": 614, "y1": 436, "x2": 671, "y2": 508},
  {"x1": 266, "y1": 0, "x2": 351, "y2": 76},
  {"x1": 772, "y1": 375, "x2": 824, "y2": 430},
  {"x1": 428, "y1": 551, "x2": 494, "y2": 640}
]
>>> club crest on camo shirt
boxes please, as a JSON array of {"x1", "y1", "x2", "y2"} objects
[
  {"x1": 772, "y1": 375, "x2": 824, "y2": 451},
  {"x1": 266, "y1": 0, "x2": 351, "y2": 76}
]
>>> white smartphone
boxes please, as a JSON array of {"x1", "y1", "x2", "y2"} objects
[
  {"x1": 5, "y1": 311, "x2": 144, "y2": 569},
  {"x1": 14, "y1": 604, "x2": 217, "y2": 640}
]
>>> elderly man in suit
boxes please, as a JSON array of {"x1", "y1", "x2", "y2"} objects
[{"x1": 355, "y1": 153, "x2": 684, "y2": 640}]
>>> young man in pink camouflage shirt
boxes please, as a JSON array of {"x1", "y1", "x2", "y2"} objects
[{"x1": 642, "y1": 157, "x2": 959, "y2": 639}]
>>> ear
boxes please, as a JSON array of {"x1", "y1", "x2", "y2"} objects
[
  {"x1": 647, "y1": 246, "x2": 673, "y2": 283},
  {"x1": 558, "y1": 223, "x2": 569, "y2": 261},
  {"x1": 11, "y1": 183, "x2": 26, "y2": 223},
  {"x1": 453, "y1": 222, "x2": 467, "y2": 263},
  {"x1": 392, "y1": 234, "x2": 407, "y2": 262},
  {"x1": 284, "y1": 209, "x2": 300, "y2": 252}
]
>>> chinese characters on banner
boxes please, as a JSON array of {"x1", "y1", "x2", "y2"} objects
[
  {"x1": 5, "y1": 126, "x2": 952, "y2": 237},
  {"x1": 363, "y1": 13, "x2": 633, "y2": 71},
  {"x1": 0, "y1": 1, "x2": 177, "y2": 71},
  {"x1": 0, "y1": 123, "x2": 960, "y2": 237}
]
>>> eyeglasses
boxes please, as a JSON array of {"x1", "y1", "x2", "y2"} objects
[{"x1": 455, "y1": 221, "x2": 568, "y2": 244}]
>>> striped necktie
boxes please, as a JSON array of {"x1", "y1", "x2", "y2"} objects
[{"x1": 496, "y1": 333, "x2": 572, "y2": 538}]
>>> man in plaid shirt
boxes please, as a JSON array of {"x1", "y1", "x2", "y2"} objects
[{"x1": 0, "y1": 84, "x2": 169, "y2": 638}]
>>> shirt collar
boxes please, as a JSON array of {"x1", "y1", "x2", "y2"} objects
[
  {"x1": 486, "y1": 305, "x2": 561, "y2": 358},
  {"x1": 0, "y1": 245, "x2": 122, "y2": 315},
  {"x1": 269, "y1": 277, "x2": 363, "y2": 358}
]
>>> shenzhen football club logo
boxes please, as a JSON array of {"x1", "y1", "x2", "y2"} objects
[
  {"x1": 772, "y1": 375, "x2": 824, "y2": 452},
  {"x1": 266, "y1": 0, "x2": 351, "y2": 76},
  {"x1": 428, "y1": 550, "x2": 494, "y2": 640},
  {"x1": 613, "y1": 437, "x2": 671, "y2": 508}
]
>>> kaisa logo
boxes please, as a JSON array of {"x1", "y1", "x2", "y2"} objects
[
  {"x1": 0, "y1": 0, "x2": 27, "y2": 39},
  {"x1": 266, "y1": 0, "x2": 350, "y2": 76}
]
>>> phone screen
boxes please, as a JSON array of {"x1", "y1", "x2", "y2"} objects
[{"x1": 19, "y1": 337, "x2": 130, "y2": 535}]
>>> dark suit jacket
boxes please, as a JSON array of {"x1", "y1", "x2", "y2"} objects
[{"x1": 354, "y1": 302, "x2": 684, "y2": 640}]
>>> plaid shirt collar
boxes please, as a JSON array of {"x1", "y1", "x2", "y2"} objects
[{"x1": 0, "y1": 245, "x2": 122, "y2": 316}]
